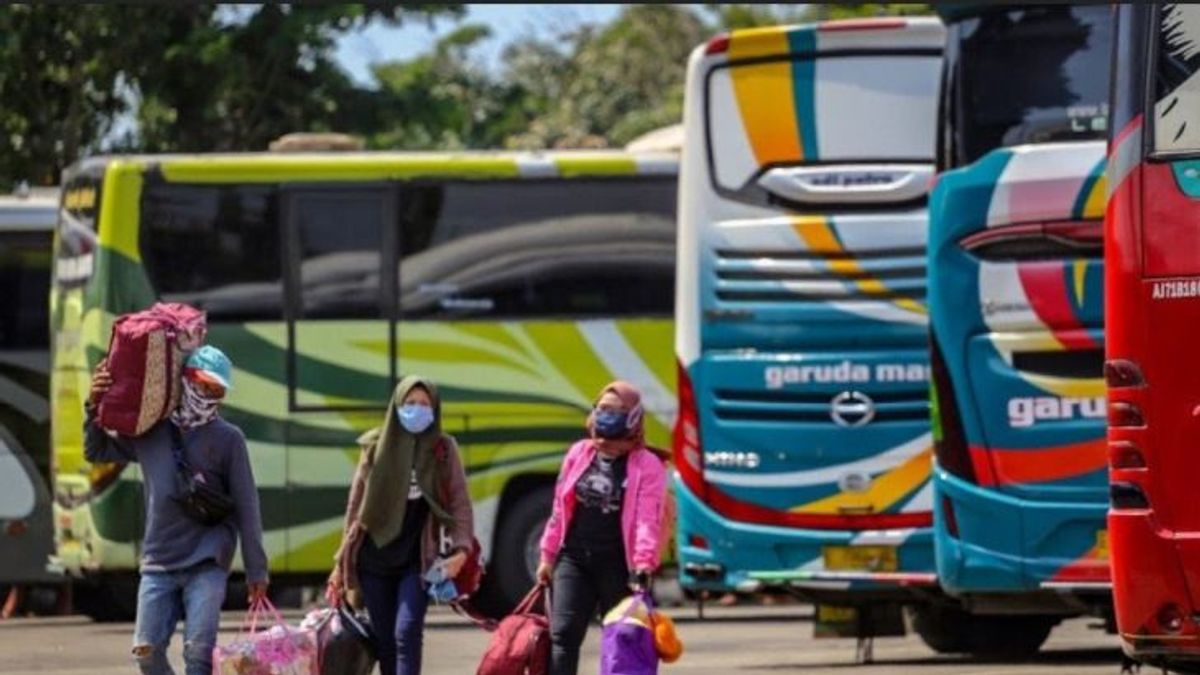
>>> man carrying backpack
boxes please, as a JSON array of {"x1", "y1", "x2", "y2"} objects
[{"x1": 85, "y1": 345, "x2": 268, "y2": 675}]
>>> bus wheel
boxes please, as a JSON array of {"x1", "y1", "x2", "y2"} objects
[
  {"x1": 966, "y1": 615, "x2": 1056, "y2": 659},
  {"x1": 911, "y1": 605, "x2": 972, "y2": 654},
  {"x1": 491, "y1": 485, "x2": 553, "y2": 611},
  {"x1": 74, "y1": 577, "x2": 138, "y2": 623}
]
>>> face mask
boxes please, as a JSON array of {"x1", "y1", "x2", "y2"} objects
[
  {"x1": 593, "y1": 410, "x2": 629, "y2": 439},
  {"x1": 423, "y1": 561, "x2": 459, "y2": 603},
  {"x1": 397, "y1": 403, "x2": 434, "y2": 434}
]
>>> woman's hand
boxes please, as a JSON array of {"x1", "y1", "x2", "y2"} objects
[
  {"x1": 535, "y1": 560, "x2": 554, "y2": 585},
  {"x1": 443, "y1": 550, "x2": 468, "y2": 579},
  {"x1": 325, "y1": 570, "x2": 343, "y2": 606},
  {"x1": 629, "y1": 568, "x2": 652, "y2": 593}
]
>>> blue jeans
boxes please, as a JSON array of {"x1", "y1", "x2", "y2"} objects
[
  {"x1": 132, "y1": 561, "x2": 228, "y2": 675},
  {"x1": 358, "y1": 566, "x2": 429, "y2": 675}
]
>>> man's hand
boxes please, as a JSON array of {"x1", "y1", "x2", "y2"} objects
[
  {"x1": 248, "y1": 581, "x2": 269, "y2": 605},
  {"x1": 89, "y1": 361, "x2": 113, "y2": 408},
  {"x1": 443, "y1": 550, "x2": 468, "y2": 579},
  {"x1": 535, "y1": 560, "x2": 554, "y2": 585}
]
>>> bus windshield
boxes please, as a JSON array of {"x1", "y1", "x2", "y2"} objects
[
  {"x1": 950, "y1": 5, "x2": 1112, "y2": 166},
  {"x1": 707, "y1": 53, "x2": 940, "y2": 193}
]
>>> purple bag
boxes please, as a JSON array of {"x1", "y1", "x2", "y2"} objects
[{"x1": 600, "y1": 593, "x2": 659, "y2": 675}]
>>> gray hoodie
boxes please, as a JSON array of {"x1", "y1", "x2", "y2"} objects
[{"x1": 84, "y1": 409, "x2": 269, "y2": 583}]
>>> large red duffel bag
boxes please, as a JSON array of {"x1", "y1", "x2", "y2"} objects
[
  {"x1": 476, "y1": 585, "x2": 550, "y2": 675},
  {"x1": 97, "y1": 303, "x2": 206, "y2": 437}
]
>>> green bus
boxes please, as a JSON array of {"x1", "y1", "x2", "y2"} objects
[{"x1": 50, "y1": 151, "x2": 678, "y2": 619}]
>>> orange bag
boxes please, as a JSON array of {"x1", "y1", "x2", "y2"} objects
[{"x1": 651, "y1": 611, "x2": 683, "y2": 663}]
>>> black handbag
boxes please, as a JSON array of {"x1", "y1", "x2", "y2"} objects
[
  {"x1": 170, "y1": 424, "x2": 235, "y2": 526},
  {"x1": 308, "y1": 604, "x2": 376, "y2": 675}
]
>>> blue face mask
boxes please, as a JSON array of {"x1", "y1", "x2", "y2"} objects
[
  {"x1": 397, "y1": 403, "x2": 435, "y2": 434},
  {"x1": 423, "y1": 561, "x2": 459, "y2": 603},
  {"x1": 593, "y1": 410, "x2": 629, "y2": 439}
]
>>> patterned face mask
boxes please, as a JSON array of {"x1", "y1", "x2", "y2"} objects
[{"x1": 171, "y1": 378, "x2": 221, "y2": 431}]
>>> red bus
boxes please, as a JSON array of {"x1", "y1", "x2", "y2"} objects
[{"x1": 1107, "y1": 4, "x2": 1200, "y2": 670}]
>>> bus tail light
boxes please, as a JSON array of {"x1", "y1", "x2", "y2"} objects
[
  {"x1": 705, "y1": 34, "x2": 730, "y2": 55},
  {"x1": 930, "y1": 337, "x2": 976, "y2": 483},
  {"x1": 1105, "y1": 359, "x2": 1145, "y2": 388},
  {"x1": 1110, "y1": 481, "x2": 1150, "y2": 510},
  {"x1": 688, "y1": 534, "x2": 710, "y2": 551},
  {"x1": 1110, "y1": 441, "x2": 1146, "y2": 469},
  {"x1": 673, "y1": 360, "x2": 708, "y2": 501},
  {"x1": 1109, "y1": 401, "x2": 1146, "y2": 428}
]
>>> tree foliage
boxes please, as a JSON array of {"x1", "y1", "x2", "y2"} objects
[
  {"x1": 0, "y1": 3, "x2": 935, "y2": 188},
  {"x1": 0, "y1": 3, "x2": 458, "y2": 188}
]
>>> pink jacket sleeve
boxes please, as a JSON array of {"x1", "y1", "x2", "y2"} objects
[
  {"x1": 538, "y1": 441, "x2": 583, "y2": 565},
  {"x1": 631, "y1": 452, "x2": 668, "y2": 571}
]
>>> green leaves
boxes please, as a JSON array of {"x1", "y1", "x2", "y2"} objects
[
  {"x1": 0, "y1": 2, "x2": 932, "y2": 188},
  {"x1": 0, "y1": 3, "x2": 459, "y2": 190}
]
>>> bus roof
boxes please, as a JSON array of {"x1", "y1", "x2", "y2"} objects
[
  {"x1": 65, "y1": 149, "x2": 678, "y2": 185},
  {"x1": 0, "y1": 189, "x2": 59, "y2": 232},
  {"x1": 703, "y1": 15, "x2": 944, "y2": 57}
]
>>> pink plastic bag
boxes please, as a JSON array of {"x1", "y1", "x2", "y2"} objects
[{"x1": 213, "y1": 598, "x2": 319, "y2": 675}]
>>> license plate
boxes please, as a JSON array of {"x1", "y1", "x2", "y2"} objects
[
  {"x1": 823, "y1": 545, "x2": 898, "y2": 572},
  {"x1": 1095, "y1": 530, "x2": 1109, "y2": 559}
]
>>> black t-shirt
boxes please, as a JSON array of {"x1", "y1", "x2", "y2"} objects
[
  {"x1": 358, "y1": 497, "x2": 429, "y2": 575},
  {"x1": 564, "y1": 454, "x2": 628, "y2": 553}
]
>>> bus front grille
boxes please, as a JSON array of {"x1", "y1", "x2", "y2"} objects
[
  {"x1": 713, "y1": 248, "x2": 926, "y2": 305},
  {"x1": 711, "y1": 388, "x2": 930, "y2": 424}
]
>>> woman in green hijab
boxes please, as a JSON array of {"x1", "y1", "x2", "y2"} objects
[{"x1": 326, "y1": 376, "x2": 474, "y2": 675}]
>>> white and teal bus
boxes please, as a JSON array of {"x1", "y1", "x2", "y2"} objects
[{"x1": 673, "y1": 17, "x2": 947, "y2": 644}]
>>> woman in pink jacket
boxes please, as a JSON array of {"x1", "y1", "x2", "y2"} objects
[{"x1": 535, "y1": 381, "x2": 668, "y2": 675}]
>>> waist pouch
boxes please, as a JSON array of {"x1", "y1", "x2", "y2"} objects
[{"x1": 170, "y1": 424, "x2": 234, "y2": 526}]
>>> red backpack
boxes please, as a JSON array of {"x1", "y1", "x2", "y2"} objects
[
  {"x1": 476, "y1": 585, "x2": 551, "y2": 675},
  {"x1": 98, "y1": 303, "x2": 206, "y2": 436}
]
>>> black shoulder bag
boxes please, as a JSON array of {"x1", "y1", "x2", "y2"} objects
[{"x1": 170, "y1": 424, "x2": 235, "y2": 526}]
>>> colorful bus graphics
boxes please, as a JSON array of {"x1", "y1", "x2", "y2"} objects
[
  {"x1": 928, "y1": 4, "x2": 1113, "y2": 651},
  {"x1": 674, "y1": 16, "x2": 944, "y2": 637},
  {"x1": 1108, "y1": 4, "x2": 1200, "y2": 670},
  {"x1": 49, "y1": 152, "x2": 677, "y2": 619}
]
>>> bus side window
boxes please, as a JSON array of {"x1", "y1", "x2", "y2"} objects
[
  {"x1": 141, "y1": 184, "x2": 283, "y2": 320},
  {"x1": 398, "y1": 179, "x2": 677, "y2": 321},
  {"x1": 291, "y1": 192, "x2": 388, "y2": 319},
  {"x1": 0, "y1": 231, "x2": 51, "y2": 348}
]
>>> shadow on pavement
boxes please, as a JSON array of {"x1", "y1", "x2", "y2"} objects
[{"x1": 748, "y1": 647, "x2": 1124, "y2": 671}]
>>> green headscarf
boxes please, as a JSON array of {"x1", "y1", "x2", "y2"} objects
[{"x1": 358, "y1": 375, "x2": 455, "y2": 548}]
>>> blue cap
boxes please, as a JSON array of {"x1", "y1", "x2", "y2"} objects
[{"x1": 185, "y1": 345, "x2": 233, "y2": 391}]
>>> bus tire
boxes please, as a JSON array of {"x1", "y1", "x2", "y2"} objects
[
  {"x1": 965, "y1": 615, "x2": 1056, "y2": 659},
  {"x1": 911, "y1": 605, "x2": 972, "y2": 654},
  {"x1": 491, "y1": 485, "x2": 553, "y2": 611},
  {"x1": 74, "y1": 577, "x2": 138, "y2": 623}
]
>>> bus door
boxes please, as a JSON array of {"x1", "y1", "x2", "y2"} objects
[
  {"x1": 282, "y1": 185, "x2": 398, "y2": 572},
  {"x1": 1109, "y1": 2, "x2": 1200, "y2": 616}
]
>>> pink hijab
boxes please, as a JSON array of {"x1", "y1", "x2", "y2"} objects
[{"x1": 586, "y1": 381, "x2": 646, "y2": 456}]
